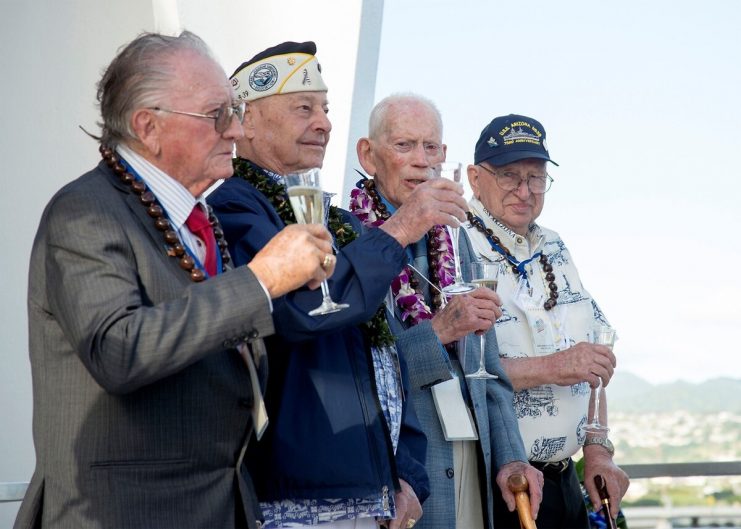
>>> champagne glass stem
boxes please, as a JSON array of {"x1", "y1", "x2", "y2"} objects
[
  {"x1": 592, "y1": 378, "x2": 603, "y2": 426},
  {"x1": 478, "y1": 334, "x2": 487, "y2": 372},
  {"x1": 443, "y1": 225, "x2": 475, "y2": 294},
  {"x1": 450, "y1": 226, "x2": 464, "y2": 284},
  {"x1": 319, "y1": 280, "x2": 332, "y2": 303}
]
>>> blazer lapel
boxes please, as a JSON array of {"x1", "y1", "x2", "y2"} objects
[{"x1": 100, "y1": 162, "x2": 194, "y2": 284}]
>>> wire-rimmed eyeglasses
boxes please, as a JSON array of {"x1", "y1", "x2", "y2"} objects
[
  {"x1": 150, "y1": 101, "x2": 246, "y2": 134},
  {"x1": 477, "y1": 164, "x2": 553, "y2": 194}
]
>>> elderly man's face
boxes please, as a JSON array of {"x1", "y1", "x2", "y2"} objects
[
  {"x1": 152, "y1": 49, "x2": 244, "y2": 197},
  {"x1": 468, "y1": 158, "x2": 547, "y2": 236},
  {"x1": 241, "y1": 92, "x2": 331, "y2": 175},
  {"x1": 361, "y1": 101, "x2": 445, "y2": 209}
]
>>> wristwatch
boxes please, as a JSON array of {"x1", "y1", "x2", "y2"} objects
[{"x1": 583, "y1": 436, "x2": 615, "y2": 456}]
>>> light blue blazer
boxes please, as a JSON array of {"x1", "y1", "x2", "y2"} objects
[{"x1": 389, "y1": 229, "x2": 527, "y2": 529}]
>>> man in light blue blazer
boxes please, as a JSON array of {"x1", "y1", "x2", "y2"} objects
[{"x1": 351, "y1": 93, "x2": 544, "y2": 529}]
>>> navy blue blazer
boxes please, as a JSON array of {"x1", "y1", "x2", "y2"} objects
[{"x1": 209, "y1": 172, "x2": 430, "y2": 504}]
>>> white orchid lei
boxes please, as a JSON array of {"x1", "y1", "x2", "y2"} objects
[{"x1": 349, "y1": 177, "x2": 455, "y2": 326}]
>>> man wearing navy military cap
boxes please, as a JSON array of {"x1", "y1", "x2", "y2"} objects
[
  {"x1": 463, "y1": 114, "x2": 630, "y2": 529},
  {"x1": 209, "y1": 42, "x2": 470, "y2": 529}
]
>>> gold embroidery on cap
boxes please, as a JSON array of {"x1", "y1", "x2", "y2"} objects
[{"x1": 287, "y1": 57, "x2": 296, "y2": 65}]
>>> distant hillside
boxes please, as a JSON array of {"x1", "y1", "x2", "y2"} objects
[{"x1": 608, "y1": 372, "x2": 741, "y2": 413}]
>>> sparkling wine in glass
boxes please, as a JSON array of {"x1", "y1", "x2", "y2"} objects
[
  {"x1": 284, "y1": 169, "x2": 349, "y2": 316},
  {"x1": 466, "y1": 261, "x2": 500, "y2": 379},
  {"x1": 437, "y1": 161, "x2": 475, "y2": 295},
  {"x1": 584, "y1": 325, "x2": 616, "y2": 434}
]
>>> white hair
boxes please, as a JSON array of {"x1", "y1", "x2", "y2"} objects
[{"x1": 368, "y1": 92, "x2": 443, "y2": 140}]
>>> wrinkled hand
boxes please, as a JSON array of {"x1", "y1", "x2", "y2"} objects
[
  {"x1": 583, "y1": 447, "x2": 630, "y2": 519},
  {"x1": 247, "y1": 224, "x2": 334, "y2": 298},
  {"x1": 431, "y1": 287, "x2": 502, "y2": 345},
  {"x1": 547, "y1": 342, "x2": 616, "y2": 388},
  {"x1": 387, "y1": 479, "x2": 422, "y2": 529},
  {"x1": 496, "y1": 461, "x2": 544, "y2": 521},
  {"x1": 380, "y1": 178, "x2": 468, "y2": 247}
]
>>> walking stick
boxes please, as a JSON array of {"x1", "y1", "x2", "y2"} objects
[
  {"x1": 507, "y1": 473, "x2": 537, "y2": 529},
  {"x1": 595, "y1": 475, "x2": 619, "y2": 529}
]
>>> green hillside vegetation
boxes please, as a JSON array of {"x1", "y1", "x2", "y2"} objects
[{"x1": 608, "y1": 372, "x2": 741, "y2": 414}]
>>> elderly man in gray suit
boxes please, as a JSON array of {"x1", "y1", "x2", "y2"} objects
[
  {"x1": 349, "y1": 93, "x2": 544, "y2": 529},
  {"x1": 15, "y1": 31, "x2": 334, "y2": 529}
]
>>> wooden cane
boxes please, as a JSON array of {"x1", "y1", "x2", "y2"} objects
[
  {"x1": 507, "y1": 473, "x2": 537, "y2": 529},
  {"x1": 595, "y1": 475, "x2": 619, "y2": 529}
]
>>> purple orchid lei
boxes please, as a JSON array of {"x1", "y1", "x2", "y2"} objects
[{"x1": 349, "y1": 178, "x2": 456, "y2": 327}]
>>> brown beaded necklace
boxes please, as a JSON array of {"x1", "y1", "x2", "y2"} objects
[
  {"x1": 466, "y1": 211, "x2": 558, "y2": 310},
  {"x1": 361, "y1": 178, "x2": 448, "y2": 312},
  {"x1": 99, "y1": 144, "x2": 230, "y2": 282}
]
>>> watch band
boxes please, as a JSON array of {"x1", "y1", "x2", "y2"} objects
[{"x1": 583, "y1": 436, "x2": 615, "y2": 456}]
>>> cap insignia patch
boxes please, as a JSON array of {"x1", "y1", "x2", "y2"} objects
[{"x1": 249, "y1": 63, "x2": 279, "y2": 92}]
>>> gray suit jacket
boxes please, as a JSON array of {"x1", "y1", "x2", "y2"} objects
[
  {"x1": 389, "y1": 230, "x2": 526, "y2": 529},
  {"x1": 15, "y1": 161, "x2": 274, "y2": 529}
]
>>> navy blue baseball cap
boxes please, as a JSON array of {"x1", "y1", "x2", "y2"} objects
[{"x1": 474, "y1": 114, "x2": 558, "y2": 167}]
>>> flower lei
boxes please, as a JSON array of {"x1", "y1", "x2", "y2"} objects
[
  {"x1": 233, "y1": 158, "x2": 395, "y2": 347},
  {"x1": 349, "y1": 177, "x2": 455, "y2": 326}
]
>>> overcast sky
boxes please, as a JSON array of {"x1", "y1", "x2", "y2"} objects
[{"x1": 375, "y1": 0, "x2": 741, "y2": 384}]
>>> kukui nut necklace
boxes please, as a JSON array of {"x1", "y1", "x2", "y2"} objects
[
  {"x1": 466, "y1": 211, "x2": 558, "y2": 310},
  {"x1": 100, "y1": 144, "x2": 230, "y2": 282}
]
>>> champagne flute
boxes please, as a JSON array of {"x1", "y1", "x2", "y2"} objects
[
  {"x1": 584, "y1": 325, "x2": 616, "y2": 433},
  {"x1": 437, "y1": 161, "x2": 475, "y2": 295},
  {"x1": 466, "y1": 261, "x2": 500, "y2": 379},
  {"x1": 284, "y1": 168, "x2": 349, "y2": 316}
]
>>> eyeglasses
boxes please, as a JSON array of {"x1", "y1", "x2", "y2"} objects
[
  {"x1": 150, "y1": 101, "x2": 246, "y2": 134},
  {"x1": 389, "y1": 140, "x2": 442, "y2": 156},
  {"x1": 477, "y1": 164, "x2": 553, "y2": 194}
]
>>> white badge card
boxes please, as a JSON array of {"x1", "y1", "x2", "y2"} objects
[
  {"x1": 237, "y1": 343, "x2": 269, "y2": 441},
  {"x1": 431, "y1": 377, "x2": 478, "y2": 441}
]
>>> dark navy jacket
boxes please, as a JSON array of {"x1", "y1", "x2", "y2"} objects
[{"x1": 209, "y1": 170, "x2": 430, "y2": 504}]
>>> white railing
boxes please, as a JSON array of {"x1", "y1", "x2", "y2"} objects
[
  {"x1": 3, "y1": 462, "x2": 741, "y2": 529},
  {"x1": 623, "y1": 506, "x2": 741, "y2": 529},
  {"x1": 0, "y1": 482, "x2": 28, "y2": 503},
  {"x1": 619, "y1": 461, "x2": 741, "y2": 529}
]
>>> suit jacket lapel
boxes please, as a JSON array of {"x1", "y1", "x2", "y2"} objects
[{"x1": 99, "y1": 161, "x2": 195, "y2": 284}]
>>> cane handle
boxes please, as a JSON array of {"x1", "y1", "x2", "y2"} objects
[{"x1": 507, "y1": 473, "x2": 537, "y2": 529}]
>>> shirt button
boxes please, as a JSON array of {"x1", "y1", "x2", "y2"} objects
[
  {"x1": 248, "y1": 330, "x2": 259, "y2": 339},
  {"x1": 446, "y1": 468, "x2": 454, "y2": 479},
  {"x1": 516, "y1": 236, "x2": 523, "y2": 244}
]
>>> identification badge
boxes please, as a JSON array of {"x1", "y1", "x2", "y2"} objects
[{"x1": 430, "y1": 377, "x2": 478, "y2": 441}]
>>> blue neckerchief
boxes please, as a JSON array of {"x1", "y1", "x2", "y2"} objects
[
  {"x1": 470, "y1": 213, "x2": 540, "y2": 287},
  {"x1": 263, "y1": 167, "x2": 284, "y2": 185},
  {"x1": 119, "y1": 158, "x2": 222, "y2": 278}
]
